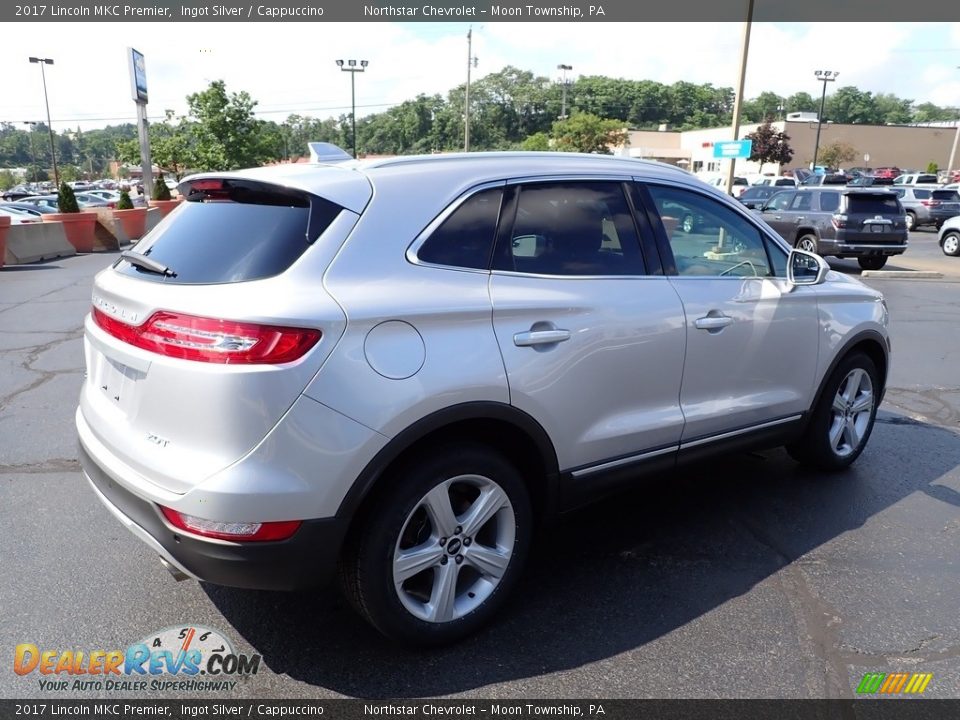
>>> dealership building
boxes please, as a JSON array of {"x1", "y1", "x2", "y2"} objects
[{"x1": 613, "y1": 116, "x2": 960, "y2": 176}]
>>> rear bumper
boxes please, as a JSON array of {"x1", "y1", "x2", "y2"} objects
[{"x1": 79, "y1": 441, "x2": 349, "y2": 591}]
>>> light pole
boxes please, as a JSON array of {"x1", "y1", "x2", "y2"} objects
[
  {"x1": 947, "y1": 66, "x2": 960, "y2": 181},
  {"x1": 812, "y1": 70, "x2": 838, "y2": 171},
  {"x1": 29, "y1": 57, "x2": 59, "y2": 187},
  {"x1": 464, "y1": 27, "x2": 478, "y2": 152},
  {"x1": 22, "y1": 121, "x2": 39, "y2": 186},
  {"x1": 557, "y1": 64, "x2": 573, "y2": 119},
  {"x1": 336, "y1": 59, "x2": 368, "y2": 159}
]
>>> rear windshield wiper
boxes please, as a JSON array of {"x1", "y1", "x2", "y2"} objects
[{"x1": 120, "y1": 250, "x2": 177, "y2": 278}]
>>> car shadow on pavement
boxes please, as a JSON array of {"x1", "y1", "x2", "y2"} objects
[{"x1": 203, "y1": 415, "x2": 960, "y2": 697}]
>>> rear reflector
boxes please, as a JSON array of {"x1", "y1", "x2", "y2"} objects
[
  {"x1": 160, "y1": 506, "x2": 301, "y2": 542},
  {"x1": 92, "y1": 308, "x2": 320, "y2": 364}
]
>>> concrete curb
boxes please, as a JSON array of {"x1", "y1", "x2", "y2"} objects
[{"x1": 860, "y1": 270, "x2": 944, "y2": 279}]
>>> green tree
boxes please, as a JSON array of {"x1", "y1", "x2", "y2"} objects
[
  {"x1": 746, "y1": 120, "x2": 794, "y2": 172},
  {"x1": 185, "y1": 80, "x2": 271, "y2": 170},
  {"x1": 551, "y1": 112, "x2": 626, "y2": 154},
  {"x1": 0, "y1": 169, "x2": 16, "y2": 190},
  {"x1": 825, "y1": 87, "x2": 880, "y2": 124},
  {"x1": 57, "y1": 181, "x2": 80, "y2": 213},
  {"x1": 817, "y1": 140, "x2": 858, "y2": 169},
  {"x1": 521, "y1": 132, "x2": 551, "y2": 151},
  {"x1": 785, "y1": 92, "x2": 817, "y2": 114}
]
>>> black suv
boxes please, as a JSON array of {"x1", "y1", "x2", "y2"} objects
[{"x1": 756, "y1": 188, "x2": 908, "y2": 270}]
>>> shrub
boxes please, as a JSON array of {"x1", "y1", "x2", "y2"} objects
[
  {"x1": 926, "y1": 161, "x2": 939, "y2": 174},
  {"x1": 151, "y1": 179, "x2": 172, "y2": 201},
  {"x1": 57, "y1": 182, "x2": 80, "y2": 213},
  {"x1": 116, "y1": 190, "x2": 134, "y2": 210}
]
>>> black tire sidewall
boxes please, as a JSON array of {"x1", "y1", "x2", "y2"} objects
[{"x1": 349, "y1": 445, "x2": 532, "y2": 646}]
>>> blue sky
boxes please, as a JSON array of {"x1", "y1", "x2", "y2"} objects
[{"x1": 4, "y1": 22, "x2": 959, "y2": 131}]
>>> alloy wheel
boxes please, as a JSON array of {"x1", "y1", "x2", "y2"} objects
[
  {"x1": 393, "y1": 474, "x2": 515, "y2": 623},
  {"x1": 828, "y1": 368, "x2": 874, "y2": 458}
]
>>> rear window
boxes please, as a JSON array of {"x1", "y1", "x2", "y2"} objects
[
  {"x1": 933, "y1": 190, "x2": 959, "y2": 201},
  {"x1": 116, "y1": 179, "x2": 341, "y2": 284},
  {"x1": 846, "y1": 194, "x2": 901, "y2": 214}
]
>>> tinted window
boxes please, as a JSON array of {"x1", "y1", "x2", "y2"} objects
[
  {"x1": 765, "y1": 191, "x2": 795, "y2": 210},
  {"x1": 819, "y1": 192, "x2": 841, "y2": 212},
  {"x1": 647, "y1": 185, "x2": 774, "y2": 277},
  {"x1": 417, "y1": 187, "x2": 503, "y2": 269},
  {"x1": 117, "y1": 181, "x2": 340, "y2": 284},
  {"x1": 496, "y1": 182, "x2": 644, "y2": 276},
  {"x1": 846, "y1": 195, "x2": 901, "y2": 214},
  {"x1": 913, "y1": 189, "x2": 931, "y2": 200},
  {"x1": 917, "y1": 174, "x2": 938, "y2": 184},
  {"x1": 933, "y1": 190, "x2": 960, "y2": 201},
  {"x1": 790, "y1": 194, "x2": 812, "y2": 211}
]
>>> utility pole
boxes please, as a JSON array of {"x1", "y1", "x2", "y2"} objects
[
  {"x1": 557, "y1": 64, "x2": 573, "y2": 119},
  {"x1": 464, "y1": 27, "x2": 478, "y2": 152},
  {"x1": 812, "y1": 70, "x2": 838, "y2": 170},
  {"x1": 724, "y1": 0, "x2": 754, "y2": 197},
  {"x1": 948, "y1": 66, "x2": 960, "y2": 179}
]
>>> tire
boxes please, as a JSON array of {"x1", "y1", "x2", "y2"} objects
[
  {"x1": 788, "y1": 352, "x2": 879, "y2": 471},
  {"x1": 681, "y1": 213, "x2": 695, "y2": 234},
  {"x1": 904, "y1": 212, "x2": 916, "y2": 231},
  {"x1": 339, "y1": 443, "x2": 532, "y2": 646},
  {"x1": 858, "y1": 256, "x2": 887, "y2": 271},
  {"x1": 942, "y1": 231, "x2": 960, "y2": 257},
  {"x1": 795, "y1": 234, "x2": 819, "y2": 253}
]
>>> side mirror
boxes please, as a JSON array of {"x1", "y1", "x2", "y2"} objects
[{"x1": 787, "y1": 249, "x2": 829, "y2": 286}]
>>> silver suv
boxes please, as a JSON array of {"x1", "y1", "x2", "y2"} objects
[{"x1": 78, "y1": 153, "x2": 890, "y2": 645}]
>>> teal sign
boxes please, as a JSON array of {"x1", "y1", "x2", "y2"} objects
[{"x1": 713, "y1": 140, "x2": 753, "y2": 159}]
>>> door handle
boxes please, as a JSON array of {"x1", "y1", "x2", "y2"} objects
[
  {"x1": 513, "y1": 329, "x2": 571, "y2": 347},
  {"x1": 773, "y1": 215, "x2": 782, "y2": 220},
  {"x1": 694, "y1": 316, "x2": 733, "y2": 331},
  {"x1": 795, "y1": 216, "x2": 805, "y2": 222}
]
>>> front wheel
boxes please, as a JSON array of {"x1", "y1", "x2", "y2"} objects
[
  {"x1": 788, "y1": 352, "x2": 879, "y2": 471},
  {"x1": 795, "y1": 234, "x2": 819, "y2": 254},
  {"x1": 942, "y1": 231, "x2": 960, "y2": 257},
  {"x1": 858, "y1": 256, "x2": 887, "y2": 271},
  {"x1": 339, "y1": 444, "x2": 532, "y2": 646}
]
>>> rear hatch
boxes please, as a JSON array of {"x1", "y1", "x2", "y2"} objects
[
  {"x1": 79, "y1": 173, "x2": 367, "y2": 494},
  {"x1": 930, "y1": 189, "x2": 960, "y2": 219},
  {"x1": 837, "y1": 192, "x2": 907, "y2": 243}
]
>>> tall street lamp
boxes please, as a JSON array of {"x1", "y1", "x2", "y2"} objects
[
  {"x1": 464, "y1": 27, "x2": 478, "y2": 152},
  {"x1": 22, "y1": 121, "x2": 40, "y2": 185},
  {"x1": 336, "y1": 59, "x2": 368, "y2": 159},
  {"x1": 28, "y1": 57, "x2": 59, "y2": 187},
  {"x1": 812, "y1": 70, "x2": 838, "y2": 171},
  {"x1": 947, "y1": 66, "x2": 960, "y2": 181},
  {"x1": 557, "y1": 64, "x2": 573, "y2": 119}
]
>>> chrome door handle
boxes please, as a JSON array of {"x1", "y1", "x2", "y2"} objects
[
  {"x1": 513, "y1": 329, "x2": 571, "y2": 347},
  {"x1": 694, "y1": 316, "x2": 733, "y2": 331}
]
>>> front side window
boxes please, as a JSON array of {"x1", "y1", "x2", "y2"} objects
[
  {"x1": 647, "y1": 185, "x2": 776, "y2": 278},
  {"x1": 765, "y1": 191, "x2": 795, "y2": 211},
  {"x1": 417, "y1": 187, "x2": 503, "y2": 269},
  {"x1": 495, "y1": 182, "x2": 645, "y2": 276}
]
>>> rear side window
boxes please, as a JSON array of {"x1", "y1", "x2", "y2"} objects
[
  {"x1": 117, "y1": 179, "x2": 340, "y2": 284},
  {"x1": 819, "y1": 192, "x2": 841, "y2": 212},
  {"x1": 913, "y1": 189, "x2": 932, "y2": 200},
  {"x1": 417, "y1": 187, "x2": 503, "y2": 269},
  {"x1": 846, "y1": 194, "x2": 901, "y2": 214}
]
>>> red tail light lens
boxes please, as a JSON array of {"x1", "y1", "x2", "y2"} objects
[
  {"x1": 159, "y1": 506, "x2": 301, "y2": 542},
  {"x1": 832, "y1": 214, "x2": 847, "y2": 229},
  {"x1": 92, "y1": 308, "x2": 320, "y2": 364}
]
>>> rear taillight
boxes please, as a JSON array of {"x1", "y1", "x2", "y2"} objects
[
  {"x1": 832, "y1": 214, "x2": 847, "y2": 229},
  {"x1": 92, "y1": 308, "x2": 320, "y2": 364},
  {"x1": 159, "y1": 506, "x2": 301, "y2": 542},
  {"x1": 920, "y1": 200, "x2": 940, "y2": 207}
]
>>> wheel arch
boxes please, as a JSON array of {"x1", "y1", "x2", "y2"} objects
[
  {"x1": 335, "y1": 401, "x2": 560, "y2": 530},
  {"x1": 806, "y1": 330, "x2": 889, "y2": 429},
  {"x1": 794, "y1": 227, "x2": 819, "y2": 245}
]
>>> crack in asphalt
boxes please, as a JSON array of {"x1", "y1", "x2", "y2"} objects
[
  {"x1": 0, "y1": 328, "x2": 84, "y2": 413},
  {"x1": 0, "y1": 458, "x2": 80, "y2": 475},
  {"x1": 0, "y1": 276, "x2": 90, "y2": 316}
]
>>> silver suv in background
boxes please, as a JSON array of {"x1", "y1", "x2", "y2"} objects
[
  {"x1": 78, "y1": 153, "x2": 890, "y2": 645},
  {"x1": 891, "y1": 186, "x2": 960, "y2": 231},
  {"x1": 756, "y1": 187, "x2": 908, "y2": 270}
]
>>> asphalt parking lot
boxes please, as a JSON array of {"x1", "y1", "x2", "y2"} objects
[{"x1": 1, "y1": 233, "x2": 958, "y2": 700}]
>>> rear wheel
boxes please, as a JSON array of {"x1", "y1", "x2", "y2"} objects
[
  {"x1": 788, "y1": 352, "x2": 879, "y2": 471},
  {"x1": 942, "y1": 232, "x2": 960, "y2": 257},
  {"x1": 858, "y1": 256, "x2": 887, "y2": 271},
  {"x1": 904, "y1": 212, "x2": 916, "y2": 231},
  {"x1": 339, "y1": 444, "x2": 532, "y2": 646},
  {"x1": 795, "y1": 234, "x2": 819, "y2": 253}
]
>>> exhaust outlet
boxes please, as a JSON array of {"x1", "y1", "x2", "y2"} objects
[{"x1": 159, "y1": 555, "x2": 190, "y2": 582}]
